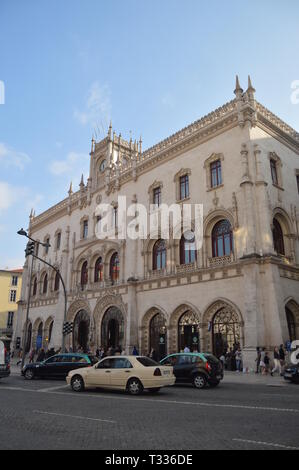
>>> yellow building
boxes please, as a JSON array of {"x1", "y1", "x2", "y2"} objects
[{"x1": 0, "y1": 269, "x2": 23, "y2": 342}]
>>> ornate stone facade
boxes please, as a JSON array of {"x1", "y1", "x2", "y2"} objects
[{"x1": 15, "y1": 77, "x2": 299, "y2": 368}]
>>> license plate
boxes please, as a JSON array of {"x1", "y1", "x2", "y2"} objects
[{"x1": 163, "y1": 370, "x2": 170, "y2": 375}]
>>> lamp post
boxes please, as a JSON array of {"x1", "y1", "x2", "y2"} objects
[{"x1": 17, "y1": 228, "x2": 68, "y2": 368}]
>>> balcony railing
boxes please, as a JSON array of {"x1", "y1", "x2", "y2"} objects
[{"x1": 208, "y1": 255, "x2": 234, "y2": 267}]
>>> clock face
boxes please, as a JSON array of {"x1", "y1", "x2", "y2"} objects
[{"x1": 99, "y1": 159, "x2": 107, "y2": 172}]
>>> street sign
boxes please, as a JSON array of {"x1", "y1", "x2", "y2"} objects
[{"x1": 63, "y1": 322, "x2": 73, "y2": 336}]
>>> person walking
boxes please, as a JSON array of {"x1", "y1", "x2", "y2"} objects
[
  {"x1": 264, "y1": 351, "x2": 270, "y2": 375},
  {"x1": 29, "y1": 348, "x2": 35, "y2": 364},
  {"x1": 279, "y1": 344, "x2": 286, "y2": 376},
  {"x1": 132, "y1": 346, "x2": 139, "y2": 356},
  {"x1": 255, "y1": 347, "x2": 261, "y2": 374},
  {"x1": 260, "y1": 348, "x2": 266, "y2": 374},
  {"x1": 271, "y1": 347, "x2": 281, "y2": 376},
  {"x1": 36, "y1": 348, "x2": 46, "y2": 362},
  {"x1": 184, "y1": 345, "x2": 190, "y2": 353},
  {"x1": 235, "y1": 348, "x2": 242, "y2": 372}
]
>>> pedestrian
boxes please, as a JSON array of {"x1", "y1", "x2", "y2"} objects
[
  {"x1": 255, "y1": 347, "x2": 261, "y2": 374},
  {"x1": 115, "y1": 345, "x2": 122, "y2": 355},
  {"x1": 29, "y1": 348, "x2": 35, "y2": 363},
  {"x1": 260, "y1": 348, "x2": 266, "y2": 374},
  {"x1": 279, "y1": 344, "x2": 286, "y2": 375},
  {"x1": 219, "y1": 354, "x2": 226, "y2": 370},
  {"x1": 271, "y1": 347, "x2": 281, "y2": 376},
  {"x1": 132, "y1": 346, "x2": 139, "y2": 356},
  {"x1": 36, "y1": 348, "x2": 46, "y2": 362},
  {"x1": 184, "y1": 345, "x2": 190, "y2": 353},
  {"x1": 264, "y1": 351, "x2": 270, "y2": 375},
  {"x1": 235, "y1": 348, "x2": 242, "y2": 372},
  {"x1": 149, "y1": 348, "x2": 158, "y2": 362}
]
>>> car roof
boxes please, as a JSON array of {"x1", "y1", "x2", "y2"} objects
[{"x1": 162, "y1": 352, "x2": 208, "y2": 360}]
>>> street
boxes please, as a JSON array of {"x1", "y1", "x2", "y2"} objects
[{"x1": 0, "y1": 371, "x2": 299, "y2": 450}]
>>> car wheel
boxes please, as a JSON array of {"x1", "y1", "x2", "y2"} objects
[
  {"x1": 148, "y1": 388, "x2": 161, "y2": 394},
  {"x1": 193, "y1": 374, "x2": 207, "y2": 389},
  {"x1": 24, "y1": 369, "x2": 35, "y2": 380},
  {"x1": 71, "y1": 375, "x2": 85, "y2": 392},
  {"x1": 209, "y1": 381, "x2": 220, "y2": 388},
  {"x1": 127, "y1": 378, "x2": 143, "y2": 395}
]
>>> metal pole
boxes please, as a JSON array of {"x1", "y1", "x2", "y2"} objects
[{"x1": 21, "y1": 254, "x2": 34, "y2": 370}]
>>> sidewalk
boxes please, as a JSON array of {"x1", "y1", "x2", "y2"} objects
[{"x1": 223, "y1": 371, "x2": 288, "y2": 386}]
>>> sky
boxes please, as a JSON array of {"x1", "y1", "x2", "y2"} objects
[{"x1": 0, "y1": 0, "x2": 299, "y2": 269}]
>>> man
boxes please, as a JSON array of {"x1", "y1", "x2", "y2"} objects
[
  {"x1": 184, "y1": 345, "x2": 190, "y2": 353},
  {"x1": 255, "y1": 347, "x2": 261, "y2": 374},
  {"x1": 279, "y1": 344, "x2": 286, "y2": 376}
]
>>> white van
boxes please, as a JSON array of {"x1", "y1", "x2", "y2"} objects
[{"x1": 0, "y1": 340, "x2": 10, "y2": 379}]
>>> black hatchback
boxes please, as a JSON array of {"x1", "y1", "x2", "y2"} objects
[
  {"x1": 22, "y1": 353, "x2": 98, "y2": 380},
  {"x1": 160, "y1": 353, "x2": 223, "y2": 389},
  {"x1": 284, "y1": 363, "x2": 299, "y2": 384}
]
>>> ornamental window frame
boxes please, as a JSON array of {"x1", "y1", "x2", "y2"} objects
[
  {"x1": 174, "y1": 169, "x2": 191, "y2": 202},
  {"x1": 204, "y1": 153, "x2": 224, "y2": 191},
  {"x1": 268, "y1": 152, "x2": 283, "y2": 189}
]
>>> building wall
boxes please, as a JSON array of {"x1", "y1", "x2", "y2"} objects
[
  {"x1": 0, "y1": 270, "x2": 22, "y2": 334},
  {"x1": 15, "y1": 89, "x2": 299, "y2": 367}
]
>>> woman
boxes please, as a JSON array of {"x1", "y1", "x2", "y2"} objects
[{"x1": 271, "y1": 347, "x2": 281, "y2": 376}]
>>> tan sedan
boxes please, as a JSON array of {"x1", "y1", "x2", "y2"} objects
[{"x1": 66, "y1": 355, "x2": 175, "y2": 395}]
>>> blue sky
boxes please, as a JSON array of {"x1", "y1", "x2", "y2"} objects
[{"x1": 0, "y1": 0, "x2": 298, "y2": 269}]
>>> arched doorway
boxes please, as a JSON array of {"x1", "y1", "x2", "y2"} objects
[
  {"x1": 36, "y1": 322, "x2": 43, "y2": 351},
  {"x1": 73, "y1": 310, "x2": 90, "y2": 352},
  {"x1": 178, "y1": 311, "x2": 200, "y2": 352},
  {"x1": 286, "y1": 307, "x2": 297, "y2": 342},
  {"x1": 150, "y1": 313, "x2": 167, "y2": 360},
  {"x1": 25, "y1": 322, "x2": 32, "y2": 353},
  {"x1": 212, "y1": 307, "x2": 241, "y2": 358},
  {"x1": 101, "y1": 307, "x2": 124, "y2": 350}
]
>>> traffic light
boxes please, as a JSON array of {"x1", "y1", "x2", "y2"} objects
[
  {"x1": 25, "y1": 241, "x2": 35, "y2": 257},
  {"x1": 63, "y1": 322, "x2": 73, "y2": 336}
]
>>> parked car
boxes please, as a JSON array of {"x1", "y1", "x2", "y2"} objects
[
  {"x1": 284, "y1": 363, "x2": 299, "y2": 384},
  {"x1": 22, "y1": 353, "x2": 98, "y2": 380},
  {"x1": 67, "y1": 355, "x2": 175, "y2": 395},
  {"x1": 160, "y1": 352, "x2": 223, "y2": 389},
  {"x1": 0, "y1": 340, "x2": 10, "y2": 379}
]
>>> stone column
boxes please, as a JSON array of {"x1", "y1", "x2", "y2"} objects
[
  {"x1": 126, "y1": 280, "x2": 138, "y2": 354},
  {"x1": 240, "y1": 144, "x2": 256, "y2": 255}
]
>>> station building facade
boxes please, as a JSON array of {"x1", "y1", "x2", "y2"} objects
[{"x1": 15, "y1": 77, "x2": 299, "y2": 368}]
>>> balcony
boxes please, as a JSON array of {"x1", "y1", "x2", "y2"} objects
[{"x1": 208, "y1": 255, "x2": 234, "y2": 267}]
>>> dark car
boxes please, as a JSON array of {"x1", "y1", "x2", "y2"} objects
[
  {"x1": 0, "y1": 340, "x2": 10, "y2": 379},
  {"x1": 160, "y1": 352, "x2": 223, "y2": 389},
  {"x1": 22, "y1": 353, "x2": 99, "y2": 380},
  {"x1": 284, "y1": 363, "x2": 299, "y2": 384}
]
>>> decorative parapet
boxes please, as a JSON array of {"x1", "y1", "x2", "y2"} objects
[
  {"x1": 208, "y1": 255, "x2": 234, "y2": 267},
  {"x1": 176, "y1": 263, "x2": 197, "y2": 274}
]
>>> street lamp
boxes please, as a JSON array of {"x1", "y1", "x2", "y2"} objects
[{"x1": 17, "y1": 228, "x2": 68, "y2": 368}]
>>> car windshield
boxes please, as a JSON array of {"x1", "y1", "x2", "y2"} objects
[{"x1": 136, "y1": 357, "x2": 159, "y2": 367}]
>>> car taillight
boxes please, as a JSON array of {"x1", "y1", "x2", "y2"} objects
[
  {"x1": 154, "y1": 368, "x2": 162, "y2": 376},
  {"x1": 205, "y1": 362, "x2": 212, "y2": 372}
]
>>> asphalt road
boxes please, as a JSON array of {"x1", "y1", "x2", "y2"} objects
[{"x1": 0, "y1": 373, "x2": 298, "y2": 450}]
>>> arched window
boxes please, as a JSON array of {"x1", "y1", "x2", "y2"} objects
[
  {"x1": 150, "y1": 313, "x2": 167, "y2": 360},
  {"x1": 81, "y1": 261, "x2": 88, "y2": 287},
  {"x1": 54, "y1": 272, "x2": 60, "y2": 291},
  {"x1": 110, "y1": 253, "x2": 119, "y2": 283},
  {"x1": 272, "y1": 218, "x2": 285, "y2": 255},
  {"x1": 178, "y1": 311, "x2": 200, "y2": 352},
  {"x1": 286, "y1": 307, "x2": 296, "y2": 342},
  {"x1": 42, "y1": 274, "x2": 48, "y2": 294},
  {"x1": 94, "y1": 257, "x2": 103, "y2": 283},
  {"x1": 212, "y1": 220, "x2": 233, "y2": 258},
  {"x1": 32, "y1": 277, "x2": 37, "y2": 296},
  {"x1": 180, "y1": 231, "x2": 197, "y2": 265},
  {"x1": 212, "y1": 307, "x2": 241, "y2": 358},
  {"x1": 153, "y1": 240, "x2": 167, "y2": 270},
  {"x1": 48, "y1": 320, "x2": 54, "y2": 344}
]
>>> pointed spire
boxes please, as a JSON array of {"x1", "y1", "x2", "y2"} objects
[
  {"x1": 139, "y1": 135, "x2": 142, "y2": 154},
  {"x1": 248, "y1": 75, "x2": 255, "y2": 92},
  {"x1": 68, "y1": 181, "x2": 73, "y2": 196},
  {"x1": 234, "y1": 75, "x2": 243, "y2": 95},
  {"x1": 80, "y1": 174, "x2": 84, "y2": 188},
  {"x1": 108, "y1": 120, "x2": 112, "y2": 139}
]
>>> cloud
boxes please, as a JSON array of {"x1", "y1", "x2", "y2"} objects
[
  {"x1": 0, "y1": 142, "x2": 31, "y2": 170},
  {"x1": 0, "y1": 181, "x2": 18, "y2": 212},
  {"x1": 48, "y1": 151, "x2": 90, "y2": 188},
  {"x1": 73, "y1": 81, "x2": 111, "y2": 129}
]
